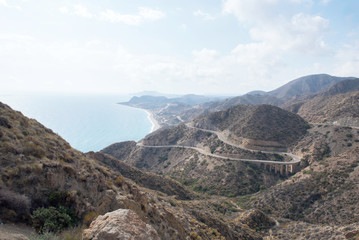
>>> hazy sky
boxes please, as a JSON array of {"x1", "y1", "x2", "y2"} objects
[{"x1": 1, "y1": 0, "x2": 358, "y2": 95}]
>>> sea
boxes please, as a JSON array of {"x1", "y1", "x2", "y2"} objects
[{"x1": 0, "y1": 94, "x2": 152, "y2": 152}]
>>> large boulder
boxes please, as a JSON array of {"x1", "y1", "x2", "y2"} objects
[{"x1": 83, "y1": 209, "x2": 160, "y2": 240}]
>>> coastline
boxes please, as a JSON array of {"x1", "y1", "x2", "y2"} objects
[
  {"x1": 118, "y1": 103, "x2": 161, "y2": 133},
  {"x1": 144, "y1": 109, "x2": 161, "y2": 133}
]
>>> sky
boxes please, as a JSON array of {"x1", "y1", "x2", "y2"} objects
[{"x1": 0, "y1": 0, "x2": 359, "y2": 95}]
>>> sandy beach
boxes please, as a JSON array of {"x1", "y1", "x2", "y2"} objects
[{"x1": 144, "y1": 109, "x2": 161, "y2": 133}]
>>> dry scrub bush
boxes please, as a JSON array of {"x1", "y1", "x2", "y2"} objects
[{"x1": 0, "y1": 187, "x2": 31, "y2": 219}]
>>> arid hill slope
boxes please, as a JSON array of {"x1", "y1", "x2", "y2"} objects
[
  {"x1": 296, "y1": 91, "x2": 359, "y2": 127},
  {"x1": 250, "y1": 147, "x2": 359, "y2": 225},
  {"x1": 283, "y1": 79, "x2": 359, "y2": 126},
  {"x1": 192, "y1": 104, "x2": 309, "y2": 150}
]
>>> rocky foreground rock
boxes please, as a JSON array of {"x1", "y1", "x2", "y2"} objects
[{"x1": 83, "y1": 209, "x2": 160, "y2": 240}]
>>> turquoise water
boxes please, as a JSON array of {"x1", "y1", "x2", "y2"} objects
[{"x1": 0, "y1": 94, "x2": 152, "y2": 152}]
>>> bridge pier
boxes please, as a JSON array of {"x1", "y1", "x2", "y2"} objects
[{"x1": 260, "y1": 162, "x2": 301, "y2": 176}]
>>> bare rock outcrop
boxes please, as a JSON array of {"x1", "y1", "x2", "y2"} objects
[{"x1": 83, "y1": 208, "x2": 160, "y2": 240}]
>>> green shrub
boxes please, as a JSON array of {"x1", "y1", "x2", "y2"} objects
[
  {"x1": 32, "y1": 206, "x2": 77, "y2": 233},
  {"x1": 48, "y1": 191, "x2": 72, "y2": 207},
  {"x1": 274, "y1": 153, "x2": 284, "y2": 161},
  {"x1": 346, "y1": 134, "x2": 353, "y2": 138}
]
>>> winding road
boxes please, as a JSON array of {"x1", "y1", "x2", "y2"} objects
[{"x1": 137, "y1": 123, "x2": 301, "y2": 165}]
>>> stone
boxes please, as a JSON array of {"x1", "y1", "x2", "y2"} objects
[{"x1": 83, "y1": 208, "x2": 160, "y2": 240}]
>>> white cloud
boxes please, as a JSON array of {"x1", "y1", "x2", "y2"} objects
[
  {"x1": 73, "y1": 4, "x2": 93, "y2": 18},
  {"x1": 291, "y1": 13, "x2": 328, "y2": 33},
  {"x1": 59, "y1": 6, "x2": 69, "y2": 14},
  {"x1": 290, "y1": 0, "x2": 313, "y2": 4},
  {"x1": 60, "y1": 5, "x2": 164, "y2": 25},
  {"x1": 85, "y1": 39, "x2": 102, "y2": 48},
  {"x1": 0, "y1": 0, "x2": 21, "y2": 10},
  {"x1": 193, "y1": 48, "x2": 218, "y2": 62},
  {"x1": 180, "y1": 24, "x2": 187, "y2": 31},
  {"x1": 138, "y1": 7, "x2": 165, "y2": 21},
  {"x1": 0, "y1": 0, "x2": 8, "y2": 7},
  {"x1": 219, "y1": 0, "x2": 336, "y2": 89},
  {"x1": 222, "y1": 0, "x2": 331, "y2": 69},
  {"x1": 334, "y1": 42, "x2": 359, "y2": 77},
  {"x1": 60, "y1": 5, "x2": 93, "y2": 18},
  {"x1": 321, "y1": 0, "x2": 331, "y2": 4},
  {"x1": 223, "y1": 0, "x2": 279, "y2": 23},
  {"x1": 99, "y1": 10, "x2": 142, "y2": 25},
  {"x1": 247, "y1": 13, "x2": 330, "y2": 55},
  {"x1": 99, "y1": 7, "x2": 165, "y2": 25},
  {"x1": 0, "y1": 32, "x2": 348, "y2": 95},
  {"x1": 193, "y1": 10, "x2": 216, "y2": 20}
]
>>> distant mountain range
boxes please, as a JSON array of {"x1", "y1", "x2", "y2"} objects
[
  {"x1": 121, "y1": 94, "x2": 226, "y2": 109},
  {"x1": 121, "y1": 74, "x2": 357, "y2": 127}
]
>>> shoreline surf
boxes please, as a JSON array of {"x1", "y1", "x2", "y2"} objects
[
  {"x1": 144, "y1": 109, "x2": 161, "y2": 133},
  {"x1": 117, "y1": 103, "x2": 161, "y2": 134}
]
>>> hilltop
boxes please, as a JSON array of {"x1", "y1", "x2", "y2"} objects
[
  {"x1": 192, "y1": 104, "x2": 309, "y2": 150},
  {"x1": 267, "y1": 74, "x2": 355, "y2": 99}
]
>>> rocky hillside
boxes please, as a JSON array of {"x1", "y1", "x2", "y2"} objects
[
  {"x1": 192, "y1": 104, "x2": 309, "y2": 150},
  {"x1": 282, "y1": 79, "x2": 359, "y2": 127},
  {"x1": 248, "y1": 147, "x2": 359, "y2": 232},
  {"x1": 268, "y1": 74, "x2": 354, "y2": 99},
  {"x1": 86, "y1": 151, "x2": 195, "y2": 200},
  {"x1": 213, "y1": 94, "x2": 283, "y2": 109},
  {"x1": 0, "y1": 102, "x2": 275, "y2": 240},
  {"x1": 295, "y1": 91, "x2": 359, "y2": 127},
  {"x1": 0, "y1": 101, "x2": 120, "y2": 220},
  {"x1": 322, "y1": 78, "x2": 359, "y2": 96}
]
